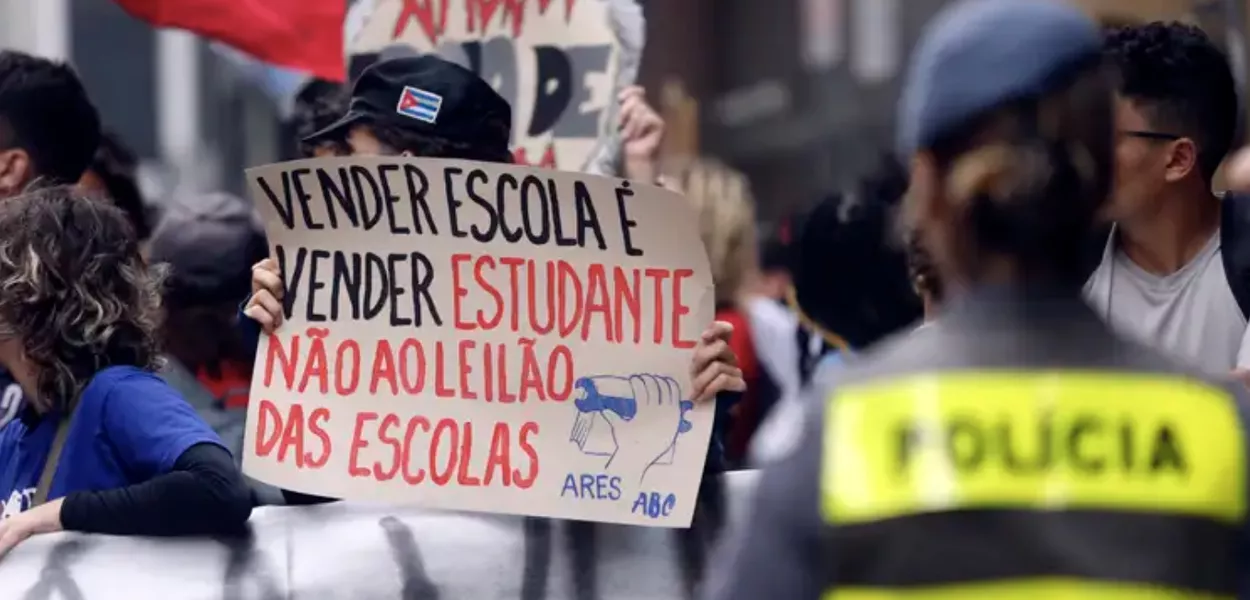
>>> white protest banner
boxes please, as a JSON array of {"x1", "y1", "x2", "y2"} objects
[
  {"x1": 243, "y1": 156, "x2": 714, "y2": 527},
  {"x1": 349, "y1": 0, "x2": 645, "y2": 173},
  {"x1": 0, "y1": 471, "x2": 759, "y2": 600}
]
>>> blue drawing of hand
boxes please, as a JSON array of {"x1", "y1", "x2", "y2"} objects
[{"x1": 569, "y1": 374, "x2": 695, "y2": 484}]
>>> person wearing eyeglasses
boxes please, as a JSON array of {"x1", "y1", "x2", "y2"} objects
[{"x1": 1082, "y1": 22, "x2": 1250, "y2": 378}]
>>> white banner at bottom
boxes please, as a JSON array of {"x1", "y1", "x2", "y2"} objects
[{"x1": 0, "y1": 470, "x2": 758, "y2": 600}]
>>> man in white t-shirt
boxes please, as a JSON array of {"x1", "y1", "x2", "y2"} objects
[{"x1": 1083, "y1": 22, "x2": 1250, "y2": 374}]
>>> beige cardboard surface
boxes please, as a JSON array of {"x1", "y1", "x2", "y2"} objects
[
  {"x1": 350, "y1": 0, "x2": 645, "y2": 174},
  {"x1": 243, "y1": 156, "x2": 714, "y2": 527}
]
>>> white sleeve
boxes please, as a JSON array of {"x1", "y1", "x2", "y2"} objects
[{"x1": 1236, "y1": 324, "x2": 1250, "y2": 369}]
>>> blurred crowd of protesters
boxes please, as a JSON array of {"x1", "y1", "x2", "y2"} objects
[
  {"x1": 0, "y1": 42, "x2": 744, "y2": 556},
  {"x1": 0, "y1": 6, "x2": 1248, "y2": 599}
]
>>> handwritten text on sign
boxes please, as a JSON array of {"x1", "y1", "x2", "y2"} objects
[
  {"x1": 352, "y1": 0, "x2": 636, "y2": 170},
  {"x1": 243, "y1": 157, "x2": 714, "y2": 526}
]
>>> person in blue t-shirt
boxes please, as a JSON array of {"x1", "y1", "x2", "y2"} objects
[{"x1": 0, "y1": 188, "x2": 252, "y2": 559}]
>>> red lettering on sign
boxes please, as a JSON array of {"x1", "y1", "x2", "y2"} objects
[
  {"x1": 347, "y1": 411, "x2": 539, "y2": 490},
  {"x1": 253, "y1": 399, "x2": 332, "y2": 470},
  {"x1": 450, "y1": 254, "x2": 697, "y2": 348}
]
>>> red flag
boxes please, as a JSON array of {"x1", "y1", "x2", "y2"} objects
[{"x1": 114, "y1": 0, "x2": 346, "y2": 82}]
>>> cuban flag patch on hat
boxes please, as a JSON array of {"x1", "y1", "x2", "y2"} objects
[{"x1": 396, "y1": 86, "x2": 442, "y2": 124}]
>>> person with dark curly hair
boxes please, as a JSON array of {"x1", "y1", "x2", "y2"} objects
[
  {"x1": 78, "y1": 130, "x2": 150, "y2": 242},
  {"x1": 748, "y1": 155, "x2": 921, "y2": 466},
  {"x1": 1084, "y1": 22, "x2": 1250, "y2": 374},
  {"x1": 0, "y1": 188, "x2": 252, "y2": 558},
  {"x1": 288, "y1": 79, "x2": 348, "y2": 159},
  {"x1": 785, "y1": 153, "x2": 920, "y2": 370}
]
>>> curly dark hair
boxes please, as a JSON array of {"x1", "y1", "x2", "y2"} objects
[
  {"x1": 369, "y1": 120, "x2": 515, "y2": 163},
  {"x1": 293, "y1": 80, "x2": 350, "y2": 157},
  {"x1": 0, "y1": 50, "x2": 100, "y2": 184},
  {"x1": 84, "y1": 130, "x2": 149, "y2": 240},
  {"x1": 789, "y1": 153, "x2": 920, "y2": 350},
  {"x1": 0, "y1": 187, "x2": 163, "y2": 410},
  {"x1": 1103, "y1": 22, "x2": 1238, "y2": 179}
]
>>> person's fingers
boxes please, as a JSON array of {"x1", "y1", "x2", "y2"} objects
[
  {"x1": 617, "y1": 97, "x2": 636, "y2": 131},
  {"x1": 709, "y1": 372, "x2": 747, "y2": 397},
  {"x1": 252, "y1": 267, "x2": 285, "y2": 300},
  {"x1": 252, "y1": 258, "x2": 278, "y2": 276},
  {"x1": 617, "y1": 85, "x2": 645, "y2": 102},
  {"x1": 693, "y1": 370, "x2": 745, "y2": 404},
  {"x1": 620, "y1": 101, "x2": 646, "y2": 140},
  {"x1": 251, "y1": 290, "x2": 285, "y2": 325},
  {"x1": 637, "y1": 105, "x2": 662, "y2": 131},
  {"x1": 692, "y1": 363, "x2": 744, "y2": 403},
  {"x1": 244, "y1": 305, "x2": 278, "y2": 334},
  {"x1": 701, "y1": 321, "x2": 734, "y2": 343},
  {"x1": 690, "y1": 339, "x2": 729, "y2": 377},
  {"x1": 711, "y1": 338, "x2": 739, "y2": 367}
]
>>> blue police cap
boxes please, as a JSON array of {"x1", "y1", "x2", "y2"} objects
[{"x1": 897, "y1": 0, "x2": 1102, "y2": 156}]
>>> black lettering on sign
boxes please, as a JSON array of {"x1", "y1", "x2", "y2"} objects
[
  {"x1": 519, "y1": 176, "x2": 552, "y2": 245},
  {"x1": 445, "y1": 168, "x2": 610, "y2": 251},
  {"x1": 614, "y1": 181, "x2": 643, "y2": 257},
  {"x1": 317, "y1": 166, "x2": 360, "y2": 228},
  {"x1": 259, "y1": 166, "x2": 444, "y2": 235},
  {"x1": 445, "y1": 166, "x2": 469, "y2": 239},
  {"x1": 22, "y1": 538, "x2": 88, "y2": 600},
  {"x1": 276, "y1": 245, "x2": 442, "y2": 328},
  {"x1": 573, "y1": 183, "x2": 607, "y2": 251},
  {"x1": 894, "y1": 414, "x2": 1190, "y2": 477},
  {"x1": 379, "y1": 516, "x2": 440, "y2": 600},
  {"x1": 404, "y1": 165, "x2": 440, "y2": 235},
  {"x1": 528, "y1": 46, "x2": 573, "y2": 137}
]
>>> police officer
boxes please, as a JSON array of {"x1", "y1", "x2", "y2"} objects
[{"x1": 704, "y1": 1, "x2": 1250, "y2": 599}]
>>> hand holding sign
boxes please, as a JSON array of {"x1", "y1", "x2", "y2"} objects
[
  {"x1": 619, "y1": 86, "x2": 665, "y2": 182},
  {"x1": 244, "y1": 258, "x2": 285, "y2": 333},
  {"x1": 689, "y1": 321, "x2": 746, "y2": 403}
]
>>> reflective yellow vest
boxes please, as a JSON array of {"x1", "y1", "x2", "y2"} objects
[{"x1": 821, "y1": 371, "x2": 1246, "y2": 600}]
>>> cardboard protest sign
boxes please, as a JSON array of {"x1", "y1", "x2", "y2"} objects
[
  {"x1": 243, "y1": 156, "x2": 714, "y2": 527},
  {"x1": 349, "y1": 0, "x2": 645, "y2": 174}
]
